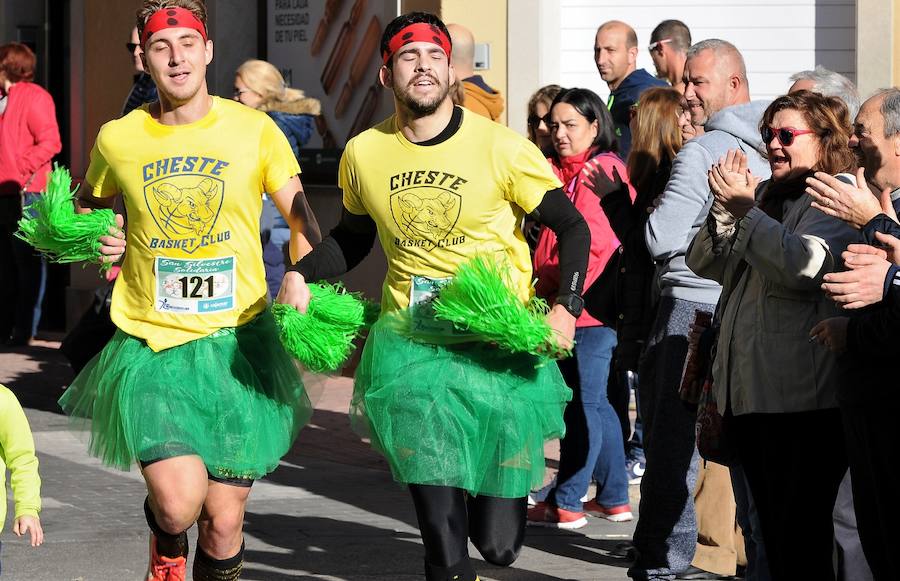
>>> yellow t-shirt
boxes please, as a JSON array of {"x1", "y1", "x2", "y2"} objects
[
  {"x1": 87, "y1": 97, "x2": 300, "y2": 351},
  {"x1": 339, "y1": 109, "x2": 561, "y2": 312}
]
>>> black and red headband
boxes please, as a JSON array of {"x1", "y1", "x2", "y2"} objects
[
  {"x1": 382, "y1": 23, "x2": 452, "y2": 65},
  {"x1": 141, "y1": 7, "x2": 208, "y2": 47}
]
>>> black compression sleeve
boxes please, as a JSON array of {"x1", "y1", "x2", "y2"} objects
[
  {"x1": 290, "y1": 208, "x2": 377, "y2": 281},
  {"x1": 530, "y1": 188, "x2": 590, "y2": 297}
]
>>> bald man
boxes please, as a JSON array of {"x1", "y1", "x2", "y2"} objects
[
  {"x1": 447, "y1": 23, "x2": 504, "y2": 121},
  {"x1": 594, "y1": 20, "x2": 666, "y2": 158}
]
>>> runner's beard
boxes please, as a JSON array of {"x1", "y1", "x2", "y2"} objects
[{"x1": 395, "y1": 78, "x2": 450, "y2": 117}]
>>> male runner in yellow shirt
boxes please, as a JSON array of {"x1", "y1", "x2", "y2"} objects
[
  {"x1": 63, "y1": 2, "x2": 315, "y2": 579},
  {"x1": 281, "y1": 12, "x2": 591, "y2": 581}
]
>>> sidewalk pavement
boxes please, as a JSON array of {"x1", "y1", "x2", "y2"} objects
[{"x1": 0, "y1": 342, "x2": 636, "y2": 580}]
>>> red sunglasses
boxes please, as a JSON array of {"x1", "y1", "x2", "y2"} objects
[{"x1": 762, "y1": 126, "x2": 815, "y2": 146}]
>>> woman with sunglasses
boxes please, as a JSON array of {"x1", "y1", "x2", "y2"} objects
[
  {"x1": 525, "y1": 85, "x2": 563, "y2": 156},
  {"x1": 686, "y1": 90, "x2": 858, "y2": 580},
  {"x1": 527, "y1": 87, "x2": 635, "y2": 528}
]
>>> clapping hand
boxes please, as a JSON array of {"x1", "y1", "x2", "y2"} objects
[{"x1": 708, "y1": 149, "x2": 759, "y2": 219}]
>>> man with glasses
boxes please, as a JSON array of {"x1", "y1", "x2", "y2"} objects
[
  {"x1": 594, "y1": 20, "x2": 667, "y2": 158},
  {"x1": 648, "y1": 20, "x2": 692, "y2": 94},
  {"x1": 635, "y1": 39, "x2": 771, "y2": 581},
  {"x1": 122, "y1": 26, "x2": 157, "y2": 116}
]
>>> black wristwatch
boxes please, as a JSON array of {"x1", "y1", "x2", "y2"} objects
[{"x1": 556, "y1": 293, "x2": 585, "y2": 318}]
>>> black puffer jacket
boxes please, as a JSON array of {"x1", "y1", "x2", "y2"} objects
[{"x1": 597, "y1": 161, "x2": 671, "y2": 371}]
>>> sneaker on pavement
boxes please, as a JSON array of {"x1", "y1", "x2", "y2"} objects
[
  {"x1": 147, "y1": 536, "x2": 187, "y2": 581},
  {"x1": 584, "y1": 500, "x2": 634, "y2": 522},
  {"x1": 625, "y1": 458, "x2": 645, "y2": 485},
  {"x1": 526, "y1": 502, "x2": 588, "y2": 529}
]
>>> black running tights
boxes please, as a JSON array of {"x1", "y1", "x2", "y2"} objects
[{"x1": 408, "y1": 484, "x2": 527, "y2": 570}]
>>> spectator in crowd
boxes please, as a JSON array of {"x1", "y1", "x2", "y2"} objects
[
  {"x1": 590, "y1": 87, "x2": 682, "y2": 488},
  {"x1": 447, "y1": 24, "x2": 504, "y2": 121},
  {"x1": 594, "y1": 20, "x2": 668, "y2": 159},
  {"x1": 787, "y1": 66, "x2": 871, "y2": 581},
  {"x1": 593, "y1": 86, "x2": 745, "y2": 580},
  {"x1": 789, "y1": 66, "x2": 859, "y2": 119},
  {"x1": 527, "y1": 87, "x2": 633, "y2": 529},
  {"x1": 523, "y1": 84, "x2": 565, "y2": 251},
  {"x1": 688, "y1": 90, "x2": 858, "y2": 580},
  {"x1": 234, "y1": 59, "x2": 322, "y2": 299},
  {"x1": 526, "y1": 84, "x2": 563, "y2": 155},
  {"x1": 122, "y1": 26, "x2": 157, "y2": 115},
  {"x1": 648, "y1": 20, "x2": 692, "y2": 94},
  {"x1": 679, "y1": 95, "x2": 704, "y2": 141},
  {"x1": 0, "y1": 42, "x2": 61, "y2": 347},
  {"x1": 805, "y1": 87, "x2": 900, "y2": 581},
  {"x1": 635, "y1": 39, "x2": 770, "y2": 581}
]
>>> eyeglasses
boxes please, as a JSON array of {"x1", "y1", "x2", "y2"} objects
[
  {"x1": 125, "y1": 42, "x2": 139, "y2": 53},
  {"x1": 761, "y1": 126, "x2": 816, "y2": 147},
  {"x1": 648, "y1": 38, "x2": 672, "y2": 53}
]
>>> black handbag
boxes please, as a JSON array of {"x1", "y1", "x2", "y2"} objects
[{"x1": 583, "y1": 246, "x2": 621, "y2": 328}]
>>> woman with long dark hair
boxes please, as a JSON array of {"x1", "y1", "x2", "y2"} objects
[{"x1": 528, "y1": 88, "x2": 634, "y2": 528}]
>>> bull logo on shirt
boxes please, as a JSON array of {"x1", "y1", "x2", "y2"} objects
[
  {"x1": 143, "y1": 175, "x2": 226, "y2": 254},
  {"x1": 390, "y1": 189, "x2": 461, "y2": 250}
]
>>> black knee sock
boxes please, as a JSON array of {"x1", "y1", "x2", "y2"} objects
[
  {"x1": 424, "y1": 557, "x2": 477, "y2": 581},
  {"x1": 193, "y1": 541, "x2": 244, "y2": 581},
  {"x1": 144, "y1": 497, "x2": 188, "y2": 559}
]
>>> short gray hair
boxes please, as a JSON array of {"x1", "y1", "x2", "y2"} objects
[
  {"x1": 686, "y1": 39, "x2": 747, "y2": 82},
  {"x1": 790, "y1": 66, "x2": 860, "y2": 118},
  {"x1": 871, "y1": 87, "x2": 900, "y2": 138}
]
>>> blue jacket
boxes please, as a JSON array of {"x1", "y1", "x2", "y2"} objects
[
  {"x1": 608, "y1": 68, "x2": 668, "y2": 159},
  {"x1": 268, "y1": 111, "x2": 316, "y2": 159}
]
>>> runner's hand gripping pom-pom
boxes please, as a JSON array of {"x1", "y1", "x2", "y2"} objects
[
  {"x1": 15, "y1": 164, "x2": 118, "y2": 273},
  {"x1": 432, "y1": 255, "x2": 572, "y2": 358},
  {"x1": 272, "y1": 282, "x2": 378, "y2": 373}
]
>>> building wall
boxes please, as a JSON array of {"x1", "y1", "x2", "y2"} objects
[
  {"x1": 440, "y1": 0, "x2": 508, "y2": 124},
  {"x1": 555, "y1": 0, "x2": 856, "y2": 104}
]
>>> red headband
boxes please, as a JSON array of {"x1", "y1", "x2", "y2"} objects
[
  {"x1": 141, "y1": 7, "x2": 208, "y2": 47},
  {"x1": 382, "y1": 23, "x2": 452, "y2": 64}
]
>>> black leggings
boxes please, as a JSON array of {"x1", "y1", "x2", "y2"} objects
[{"x1": 409, "y1": 484, "x2": 527, "y2": 574}]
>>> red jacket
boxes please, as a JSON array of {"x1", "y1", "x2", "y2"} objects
[
  {"x1": 534, "y1": 149, "x2": 635, "y2": 327},
  {"x1": 0, "y1": 82, "x2": 61, "y2": 196}
]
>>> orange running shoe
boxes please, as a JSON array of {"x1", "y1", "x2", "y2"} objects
[{"x1": 147, "y1": 536, "x2": 187, "y2": 581}]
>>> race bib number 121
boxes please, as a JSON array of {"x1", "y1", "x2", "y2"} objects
[{"x1": 155, "y1": 256, "x2": 235, "y2": 314}]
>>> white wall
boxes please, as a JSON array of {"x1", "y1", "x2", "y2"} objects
[{"x1": 554, "y1": 0, "x2": 856, "y2": 103}]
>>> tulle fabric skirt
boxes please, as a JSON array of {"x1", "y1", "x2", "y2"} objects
[
  {"x1": 59, "y1": 310, "x2": 313, "y2": 480},
  {"x1": 352, "y1": 313, "x2": 572, "y2": 497}
]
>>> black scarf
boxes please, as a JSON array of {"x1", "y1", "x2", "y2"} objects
[{"x1": 757, "y1": 171, "x2": 815, "y2": 222}]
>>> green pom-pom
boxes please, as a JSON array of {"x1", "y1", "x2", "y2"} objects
[
  {"x1": 432, "y1": 255, "x2": 568, "y2": 358},
  {"x1": 15, "y1": 164, "x2": 118, "y2": 272},
  {"x1": 272, "y1": 283, "x2": 378, "y2": 373}
]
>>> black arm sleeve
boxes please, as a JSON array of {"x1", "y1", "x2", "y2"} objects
[
  {"x1": 847, "y1": 278, "x2": 900, "y2": 355},
  {"x1": 289, "y1": 208, "x2": 377, "y2": 281},
  {"x1": 861, "y1": 213, "x2": 900, "y2": 244},
  {"x1": 530, "y1": 188, "x2": 591, "y2": 297}
]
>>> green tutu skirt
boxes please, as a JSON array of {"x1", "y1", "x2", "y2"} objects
[
  {"x1": 59, "y1": 310, "x2": 313, "y2": 480},
  {"x1": 352, "y1": 314, "x2": 572, "y2": 498}
]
